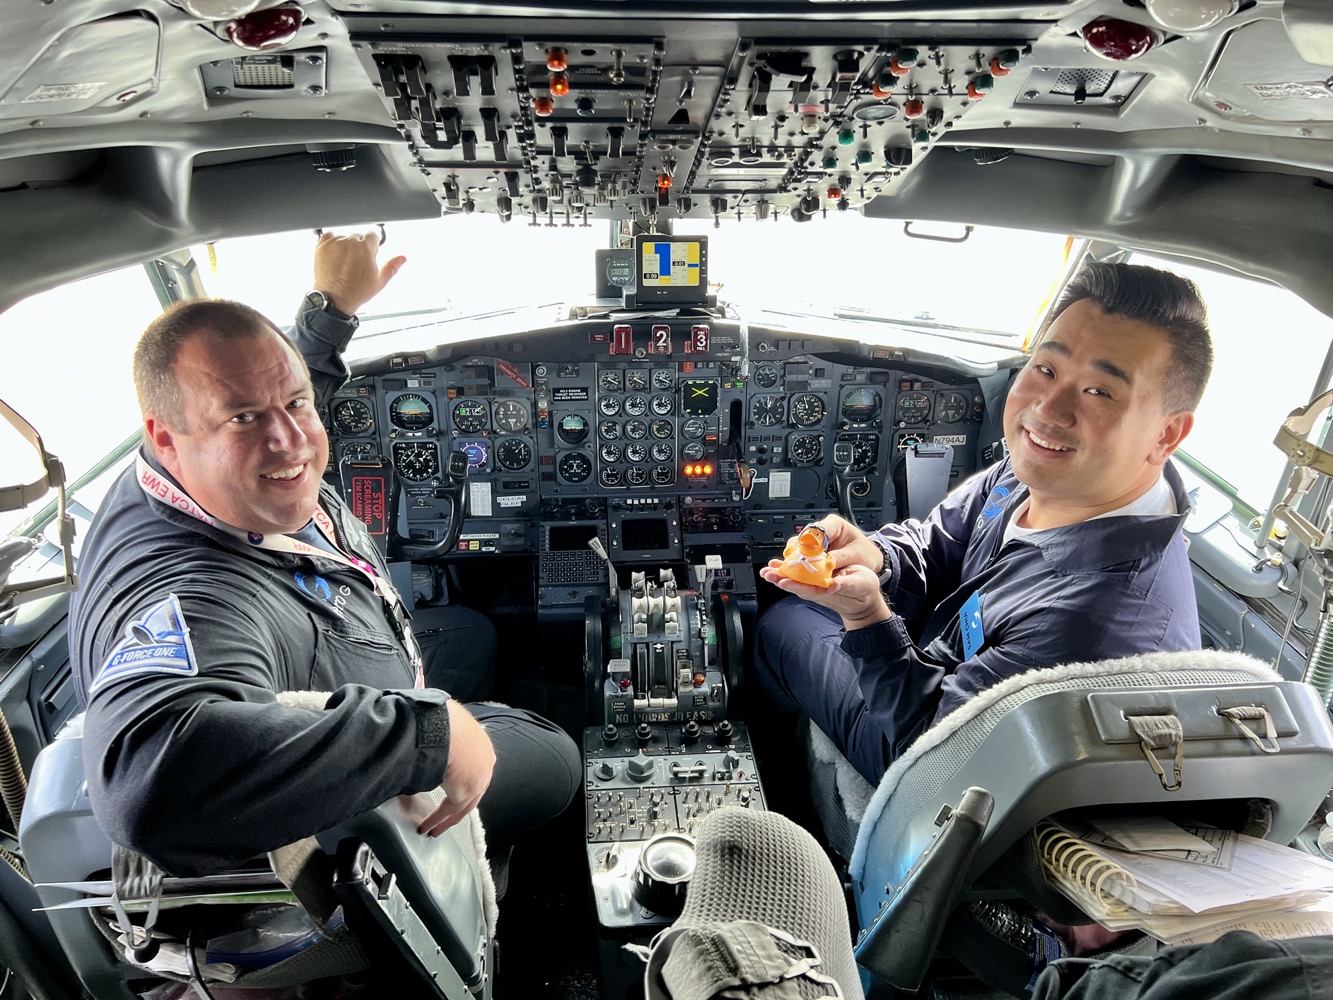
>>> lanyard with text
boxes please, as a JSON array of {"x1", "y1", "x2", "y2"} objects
[{"x1": 135, "y1": 455, "x2": 424, "y2": 684}]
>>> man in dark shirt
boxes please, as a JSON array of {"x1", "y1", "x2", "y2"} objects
[
  {"x1": 70, "y1": 231, "x2": 579, "y2": 875},
  {"x1": 753, "y1": 263, "x2": 1214, "y2": 784}
]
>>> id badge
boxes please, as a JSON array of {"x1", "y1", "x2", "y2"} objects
[{"x1": 960, "y1": 590, "x2": 985, "y2": 659}]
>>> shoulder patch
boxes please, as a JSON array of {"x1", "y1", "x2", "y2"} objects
[{"x1": 90, "y1": 594, "x2": 199, "y2": 695}]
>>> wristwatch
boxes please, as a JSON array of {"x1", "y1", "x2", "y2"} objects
[
  {"x1": 298, "y1": 289, "x2": 358, "y2": 327},
  {"x1": 870, "y1": 534, "x2": 894, "y2": 587}
]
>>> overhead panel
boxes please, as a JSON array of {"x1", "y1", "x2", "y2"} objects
[{"x1": 346, "y1": 22, "x2": 1036, "y2": 224}]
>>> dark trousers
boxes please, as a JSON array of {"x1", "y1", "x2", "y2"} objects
[
  {"x1": 751, "y1": 596, "x2": 895, "y2": 784},
  {"x1": 1034, "y1": 931, "x2": 1333, "y2": 1000},
  {"x1": 414, "y1": 604, "x2": 497, "y2": 700}
]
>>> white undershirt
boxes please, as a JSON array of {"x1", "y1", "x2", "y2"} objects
[{"x1": 1003, "y1": 475, "x2": 1177, "y2": 544}]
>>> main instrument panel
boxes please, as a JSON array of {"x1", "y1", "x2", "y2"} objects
[{"x1": 325, "y1": 314, "x2": 996, "y2": 598}]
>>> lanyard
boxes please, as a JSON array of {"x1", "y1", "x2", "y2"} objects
[{"x1": 135, "y1": 454, "x2": 424, "y2": 683}]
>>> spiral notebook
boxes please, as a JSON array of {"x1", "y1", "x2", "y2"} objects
[{"x1": 1036, "y1": 818, "x2": 1333, "y2": 930}]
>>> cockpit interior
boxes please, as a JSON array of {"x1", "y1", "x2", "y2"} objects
[{"x1": 4, "y1": 1, "x2": 1333, "y2": 998}]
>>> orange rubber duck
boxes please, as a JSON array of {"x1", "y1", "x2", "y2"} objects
[{"x1": 776, "y1": 524, "x2": 834, "y2": 588}]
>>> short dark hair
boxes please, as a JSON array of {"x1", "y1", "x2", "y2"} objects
[
  {"x1": 1043, "y1": 262, "x2": 1213, "y2": 413},
  {"x1": 133, "y1": 299, "x2": 294, "y2": 430}
]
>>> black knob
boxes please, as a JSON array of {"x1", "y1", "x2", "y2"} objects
[
  {"x1": 631, "y1": 833, "x2": 696, "y2": 916},
  {"x1": 635, "y1": 722, "x2": 654, "y2": 745},
  {"x1": 602, "y1": 724, "x2": 619, "y2": 745},
  {"x1": 716, "y1": 719, "x2": 734, "y2": 744},
  {"x1": 682, "y1": 720, "x2": 701, "y2": 745},
  {"x1": 594, "y1": 760, "x2": 617, "y2": 781}
]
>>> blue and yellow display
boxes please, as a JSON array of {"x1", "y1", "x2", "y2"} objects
[{"x1": 640, "y1": 240, "x2": 701, "y2": 286}]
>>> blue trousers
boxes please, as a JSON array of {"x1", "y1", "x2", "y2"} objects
[{"x1": 751, "y1": 596, "x2": 901, "y2": 785}]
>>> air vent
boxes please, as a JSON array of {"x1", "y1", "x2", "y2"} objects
[
  {"x1": 199, "y1": 47, "x2": 327, "y2": 101},
  {"x1": 1018, "y1": 67, "x2": 1147, "y2": 110}
]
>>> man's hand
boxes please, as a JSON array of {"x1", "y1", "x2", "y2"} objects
[
  {"x1": 799, "y1": 513, "x2": 886, "y2": 576},
  {"x1": 416, "y1": 700, "x2": 496, "y2": 838},
  {"x1": 758, "y1": 563, "x2": 892, "y2": 631},
  {"x1": 313, "y1": 230, "x2": 407, "y2": 316}
]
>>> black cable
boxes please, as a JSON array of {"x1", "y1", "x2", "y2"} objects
[{"x1": 185, "y1": 930, "x2": 218, "y2": 1000}]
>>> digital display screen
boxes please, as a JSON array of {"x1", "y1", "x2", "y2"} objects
[
  {"x1": 640, "y1": 241, "x2": 702, "y2": 287},
  {"x1": 455, "y1": 439, "x2": 490, "y2": 471},
  {"x1": 620, "y1": 517, "x2": 671, "y2": 552},
  {"x1": 679, "y1": 379, "x2": 719, "y2": 416},
  {"x1": 548, "y1": 525, "x2": 598, "y2": 551}
]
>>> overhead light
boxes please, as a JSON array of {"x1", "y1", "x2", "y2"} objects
[
  {"x1": 1080, "y1": 16, "x2": 1163, "y2": 61},
  {"x1": 1144, "y1": 0, "x2": 1238, "y2": 32},
  {"x1": 223, "y1": 3, "x2": 302, "y2": 51}
]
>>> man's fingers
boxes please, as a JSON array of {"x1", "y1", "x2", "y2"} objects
[
  {"x1": 416, "y1": 791, "x2": 482, "y2": 838},
  {"x1": 378, "y1": 255, "x2": 408, "y2": 289}
]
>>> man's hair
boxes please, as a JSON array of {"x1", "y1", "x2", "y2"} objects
[
  {"x1": 133, "y1": 299, "x2": 293, "y2": 430},
  {"x1": 1043, "y1": 261, "x2": 1213, "y2": 413}
]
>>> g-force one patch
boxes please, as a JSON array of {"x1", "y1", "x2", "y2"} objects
[{"x1": 91, "y1": 594, "x2": 199, "y2": 694}]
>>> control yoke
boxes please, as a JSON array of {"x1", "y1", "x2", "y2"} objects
[{"x1": 398, "y1": 450, "x2": 469, "y2": 560}]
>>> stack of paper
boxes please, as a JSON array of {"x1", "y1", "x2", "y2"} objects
[{"x1": 1036, "y1": 816, "x2": 1333, "y2": 945}]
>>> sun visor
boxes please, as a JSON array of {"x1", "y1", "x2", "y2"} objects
[{"x1": 0, "y1": 13, "x2": 159, "y2": 119}]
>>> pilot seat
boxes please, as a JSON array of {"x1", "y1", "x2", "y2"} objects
[
  {"x1": 18, "y1": 713, "x2": 496, "y2": 1000},
  {"x1": 801, "y1": 648, "x2": 1333, "y2": 997}
]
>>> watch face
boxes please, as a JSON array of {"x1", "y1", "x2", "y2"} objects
[{"x1": 302, "y1": 290, "x2": 329, "y2": 313}]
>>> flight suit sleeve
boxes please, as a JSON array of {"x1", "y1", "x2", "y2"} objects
[
  {"x1": 292, "y1": 309, "x2": 358, "y2": 409},
  {"x1": 81, "y1": 581, "x2": 451, "y2": 876},
  {"x1": 868, "y1": 464, "x2": 1001, "y2": 625}
]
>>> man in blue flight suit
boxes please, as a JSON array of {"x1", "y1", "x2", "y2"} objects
[
  {"x1": 752, "y1": 262, "x2": 1213, "y2": 785},
  {"x1": 70, "y1": 231, "x2": 579, "y2": 876}
]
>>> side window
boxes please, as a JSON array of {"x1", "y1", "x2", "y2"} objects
[
  {"x1": 1126, "y1": 253, "x2": 1333, "y2": 519},
  {"x1": 0, "y1": 266, "x2": 163, "y2": 536}
]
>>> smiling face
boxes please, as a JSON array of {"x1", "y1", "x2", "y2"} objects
[
  {"x1": 146, "y1": 328, "x2": 328, "y2": 535},
  {"x1": 1002, "y1": 298, "x2": 1193, "y2": 528}
]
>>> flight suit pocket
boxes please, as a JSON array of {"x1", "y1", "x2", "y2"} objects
[{"x1": 307, "y1": 614, "x2": 416, "y2": 690}]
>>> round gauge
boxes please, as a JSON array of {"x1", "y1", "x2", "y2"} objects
[
  {"x1": 753, "y1": 364, "x2": 780, "y2": 389},
  {"x1": 624, "y1": 394, "x2": 649, "y2": 417},
  {"x1": 896, "y1": 391, "x2": 932, "y2": 424},
  {"x1": 625, "y1": 370, "x2": 649, "y2": 391},
  {"x1": 624, "y1": 419, "x2": 648, "y2": 440},
  {"x1": 682, "y1": 441, "x2": 704, "y2": 461},
  {"x1": 600, "y1": 442, "x2": 623, "y2": 463},
  {"x1": 626, "y1": 465, "x2": 649, "y2": 487},
  {"x1": 650, "y1": 393, "x2": 674, "y2": 416},
  {"x1": 393, "y1": 441, "x2": 439, "y2": 481},
  {"x1": 652, "y1": 369, "x2": 674, "y2": 390},
  {"x1": 456, "y1": 440, "x2": 490, "y2": 471},
  {"x1": 789, "y1": 433, "x2": 821, "y2": 465},
  {"x1": 558, "y1": 451, "x2": 592, "y2": 483},
  {"x1": 650, "y1": 465, "x2": 675, "y2": 486},
  {"x1": 496, "y1": 438, "x2": 533, "y2": 470},
  {"x1": 557, "y1": 413, "x2": 590, "y2": 444},
  {"x1": 650, "y1": 419, "x2": 673, "y2": 440},
  {"x1": 599, "y1": 395, "x2": 622, "y2": 417},
  {"x1": 937, "y1": 391, "x2": 970, "y2": 423},
  {"x1": 493, "y1": 399, "x2": 528, "y2": 432},
  {"x1": 599, "y1": 420, "x2": 621, "y2": 441},
  {"x1": 451, "y1": 399, "x2": 487, "y2": 434},
  {"x1": 599, "y1": 369, "x2": 623, "y2": 392},
  {"x1": 390, "y1": 393, "x2": 434, "y2": 431},
  {"x1": 599, "y1": 466, "x2": 623, "y2": 488},
  {"x1": 682, "y1": 417, "x2": 706, "y2": 441},
  {"x1": 841, "y1": 387, "x2": 884, "y2": 424},
  {"x1": 333, "y1": 398, "x2": 373, "y2": 434},
  {"x1": 790, "y1": 393, "x2": 826, "y2": 427},
  {"x1": 341, "y1": 440, "x2": 375, "y2": 461},
  {"x1": 751, "y1": 395, "x2": 785, "y2": 427},
  {"x1": 626, "y1": 442, "x2": 648, "y2": 463},
  {"x1": 651, "y1": 442, "x2": 674, "y2": 462},
  {"x1": 842, "y1": 436, "x2": 878, "y2": 472}
]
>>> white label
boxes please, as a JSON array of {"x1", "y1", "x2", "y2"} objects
[
  {"x1": 934, "y1": 434, "x2": 967, "y2": 446},
  {"x1": 1246, "y1": 82, "x2": 1333, "y2": 101},
  {"x1": 497, "y1": 494, "x2": 526, "y2": 508},
  {"x1": 469, "y1": 481, "x2": 493, "y2": 517},
  {"x1": 21, "y1": 82, "x2": 108, "y2": 103},
  {"x1": 768, "y1": 470, "x2": 792, "y2": 499}
]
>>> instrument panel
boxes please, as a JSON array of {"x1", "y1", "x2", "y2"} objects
[{"x1": 324, "y1": 317, "x2": 991, "y2": 595}]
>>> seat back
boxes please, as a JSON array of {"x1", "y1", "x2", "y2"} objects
[
  {"x1": 848, "y1": 650, "x2": 1333, "y2": 936},
  {"x1": 19, "y1": 720, "x2": 493, "y2": 999}
]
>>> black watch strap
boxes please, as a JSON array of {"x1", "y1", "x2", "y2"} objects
[{"x1": 299, "y1": 290, "x2": 357, "y2": 327}]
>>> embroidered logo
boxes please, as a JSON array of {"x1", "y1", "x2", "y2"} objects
[
  {"x1": 91, "y1": 594, "x2": 199, "y2": 694},
  {"x1": 294, "y1": 571, "x2": 334, "y2": 602},
  {"x1": 980, "y1": 484, "x2": 1011, "y2": 521}
]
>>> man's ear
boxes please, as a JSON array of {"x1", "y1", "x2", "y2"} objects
[
  {"x1": 145, "y1": 416, "x2": 183, "y2": 477},
  {"x1": 1150, "y1": 411, "x2": 1194, "y2": 465}
]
